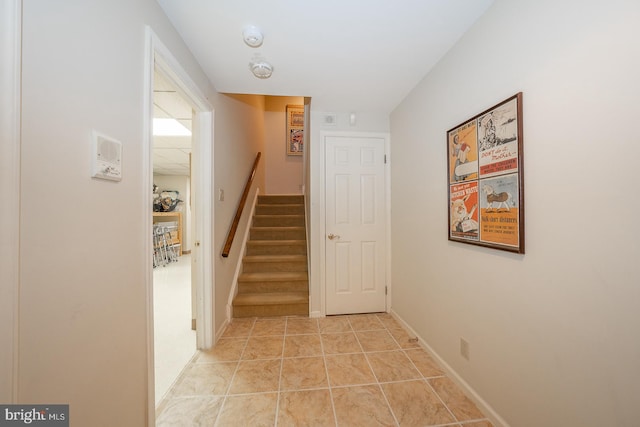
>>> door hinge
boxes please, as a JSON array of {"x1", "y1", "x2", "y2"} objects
[
  {"x1": 385, "y1": 286, "x2": 388, "y2": 295},
  {"x1": 384, "y1": 154, "x2": 387, "y2": 164}
]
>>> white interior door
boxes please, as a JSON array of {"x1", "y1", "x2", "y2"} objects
[{"x1": 325, "y1": 135, "x2": 387, "y2": 315}]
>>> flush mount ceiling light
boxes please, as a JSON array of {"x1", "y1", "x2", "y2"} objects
[
  {"x1": 249, "y1": 60, "x2": 273, "y2": 79},
  {"x1": 243, "y1": 26, "x2": 263, "y2": 48},
  {"x1": 153, "y1": 118, "x2": 191, "y2": 136}
]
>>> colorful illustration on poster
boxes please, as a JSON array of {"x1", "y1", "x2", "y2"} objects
[
  {"x1": 479, "y1": 174, "x2": 519, "y2": 247},
  {"x1": 448, "y1": 120, "x2": 478, "y2": 183},
  {"x1": 478, "y1": 97, "x2": 519, "y2": 178},
  {"x1": 290, "y1": 129, "x2": 303, "y2": 153},
  {"x1": 450, "y1": 181, "x2": 479, "y2": 241}
]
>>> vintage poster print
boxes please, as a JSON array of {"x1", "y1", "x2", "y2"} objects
[
  {"x1": 289, "y1": 128, "x2": 303, "y2": 153},
  {"x1": 290, "y1": 109, "x2": 304, "y2": 127},
  {"x1": 446, "y1": 92, "x2": 524, "y2": 253},
  {"x1": 449, "y1": 181, "x2": 479, "y2": 241},
  {"x1": 479, "y1": 174, "x2": 519, "y2": 248},
  {"x1": 478, "y1": 97, "x2": 519, "y2": 178},
  {"x1": 448, "y1": 120, "x2": 478, "y2": 183},
  {"x1": 286, "y1": 105, "x2": 304, "y2": 156}
]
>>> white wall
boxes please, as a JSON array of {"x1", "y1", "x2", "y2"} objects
[
  {"x1": 264, "y1": 96, "x2": 304, "y2": 194},
  {"x1": 390, "y1": 1, "x2": 640, "y2": 426}
]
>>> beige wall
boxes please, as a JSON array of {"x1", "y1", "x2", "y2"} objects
[
  {"x1": 264, "y1": 96, "x2": 304, "y2": 194},
  {"x1": 17, "y1": 1, "x2": 265, "y2": 425},
  {"x1": 213, "y1": 93, "x2": 266, "y2": 332},
  {"x1": 0, "y1": 0, "x2": 21, "y2": 404},
  {"x1": 389, "y1": 0, "x2": 640, "y2": 426}
]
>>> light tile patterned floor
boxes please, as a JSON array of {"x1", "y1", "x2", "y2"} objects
[{"x1": 156, "y1": 313, "x2": 494, "y2": 427}]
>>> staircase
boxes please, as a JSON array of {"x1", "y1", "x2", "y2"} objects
[{"x1": 232, "y1": 195, "x2": 309, "y2": 318}]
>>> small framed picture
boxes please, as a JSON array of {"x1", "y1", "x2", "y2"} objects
[{"x1": 286, "y1": 105, "x2": 304, "y2": 156}]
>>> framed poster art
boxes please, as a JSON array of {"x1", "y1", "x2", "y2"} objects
[
  {"x1": 447, "y1": 92, "x2": 524, "y2": 253},
  {"x1": 286, "y1": 104, "x2": 304, "y2": 156}
]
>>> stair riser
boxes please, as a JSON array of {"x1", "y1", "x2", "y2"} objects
[
  {"x1": 232, "y1": 195, "x2": 309, "y2": 319},
  {"x1": 238, "y1": 281, "x2": 308, "y2": 293},
  {"x1": 233, "y1": 303, "x2": 309, "y2": 318},
  {"x1": 251, "y1": 229, "x2": 305, "y2": 240},
  {"x1": 246, "y1": 244, "x2": 307, "y2": 256},
  {"x1": 257, "y1": 195, "x2": 304, "y2": 205},
  {"x1": 253, "y1": 216, "x2": 305, "y2": 227},
  {"x1": 243, "y1": 261, "x2": 308, "y2": 273},
  {"x1": 255, "y1": 205, "x2": 304, "y2": 215}
]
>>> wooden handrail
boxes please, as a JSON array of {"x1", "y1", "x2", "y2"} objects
[{"x1": 221, "y1": 152, "x2": 261, "y2": 258}]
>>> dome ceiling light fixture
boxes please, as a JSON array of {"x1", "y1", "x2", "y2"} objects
[
  {"x1": 249, "y1": 60, "x2": 273, "y2": 79},
  {"x1": 243, "y1": 25, "x2": 263, "y2": 48}
]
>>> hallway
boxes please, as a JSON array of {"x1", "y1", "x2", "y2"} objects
[{"x1": 155, "y1": 313, "x2": 493, "y2": 426}]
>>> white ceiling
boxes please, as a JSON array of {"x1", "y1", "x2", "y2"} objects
[
  {"x1": 153, "y1": 71, "x2": 192, "y2": 176},
  {"x1": 156, "y1": 0, "x2": 494, "y2": 114}
]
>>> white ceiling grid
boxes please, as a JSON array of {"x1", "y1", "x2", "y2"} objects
[{"x1": 153, "y1": 71, "x2": 193, "y2": 176}]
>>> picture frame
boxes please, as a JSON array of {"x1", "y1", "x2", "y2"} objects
[
  {"x1": 286, "y1": 104, "x2": 304, "y2": 156},
  {"x1": 447, "y1": 92, "x2": 524, "y2": 253}
]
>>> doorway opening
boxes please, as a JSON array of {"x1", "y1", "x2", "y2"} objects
[
  {"x1": 144, "y1": 27, "x2": 214, "y2": 419},
  {"x1": 152, "y1": 69, "x2": 196, "y2": 404}
]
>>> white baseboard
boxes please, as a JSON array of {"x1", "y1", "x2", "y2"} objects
[
  {"x1": 215, "y1": 318, "x2": 229, "y2": 343},
  {"x1": 309, "y1": 311, "x2": 323, "y2": 318},
  {"x1": 389, "y1": 309, "x2": 510, "y2": 427}
]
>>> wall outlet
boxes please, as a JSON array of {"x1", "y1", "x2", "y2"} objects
[
  {"x1": 323, "y1": 113, "x2": 337, "y2": 125},
  {"x1": 460, "y1": 338, "x2": 470, "y2": 360}
]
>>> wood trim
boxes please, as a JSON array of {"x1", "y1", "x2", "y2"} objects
[{"x1": 221, "y1": 152, "x2": 261, "y2": 258}]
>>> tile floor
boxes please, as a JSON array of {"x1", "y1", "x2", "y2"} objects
[{"x1": 156, "y1": 313, "x2": 494, "y2": 427}]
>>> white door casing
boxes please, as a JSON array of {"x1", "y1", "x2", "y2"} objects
[
  {"x1": 189, "y1": 109, "x2": 213, "y2": 348},
  {"x1": 144, "y1": 27, "x2": 214, "y2": 425},
  {"x1": 324, "y1": 133, "x2": 388, "y2": 315}
]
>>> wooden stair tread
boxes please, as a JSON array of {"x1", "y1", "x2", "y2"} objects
[
  {"x1": 257, "y1": 195, "x2": 303, "y2": 204},
  {"x1": 239, "y1": 271, "x2": 308, "y2": 281},
  {"x1": 257, "y1": 203, "x2": 303, "y2": 208},
  {"x1": 251, "y1": 226, "x2": 304, "y2": 230},
  {"x1": 233, "y1": 292, "x2": 309, "y2": 306},
  {"x1": 247, "y1": 240, "x2": 305, "y2": 245},
  {"x1": 243, "y1": 254, "x2": 307, "y2": 262},
  {"x1": 253, "y1": 214, "x2": 304, "y2": 218}
]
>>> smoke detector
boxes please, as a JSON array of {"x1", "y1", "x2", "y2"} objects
[
  {"x1": 243, "y1": 26, "x2": 263, "y2": 48},
  {"x1": 249, "y1": 60, "x2": 273, "y2": 79}
]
